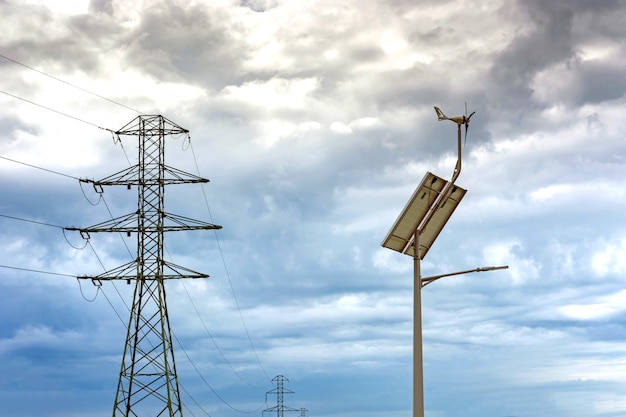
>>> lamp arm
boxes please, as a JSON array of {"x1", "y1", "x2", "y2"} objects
[{"x1": 421, "y1": 265, "x2": 509, "y2": 287}]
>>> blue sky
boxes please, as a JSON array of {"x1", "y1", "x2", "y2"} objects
[{"x1": 1, "y1": 0, "x2": 626, "y2": 416}]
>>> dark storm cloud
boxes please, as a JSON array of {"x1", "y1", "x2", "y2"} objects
[
  {"x1": 489, "y1": 2, "x2": 575, "y2": 109},
  {"x1": 1, "y1": 2, "x2": 119, "y2": 76},
  {"x1": 89, "y1": 0, "x2": 114, "y2": 14},
  {"x1": 120, "y1": 2, "x2": 248, "y2": 88},
  {"x1": 0, "y1": 113, "x2": 38, "y2": 139},
  {"x1": 2, "y1": 1, "x2": 242, "y2": 91},
  {"x1": 240, "y1": 0, "x2": 276, "y2": 13},
  {"x1": 574, "y1": 59, "x2": 626, "y2": 104},
  {"x1": 489, "y1": 0, "x2": 626, "y2": 121}
]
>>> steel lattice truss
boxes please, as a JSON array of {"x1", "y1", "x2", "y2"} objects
[
  {"x1": 70, "y1": 115, "x2": 221, "y2": 417},
  {"x1": 263, "y1": 375, "x2": 299, "y2": 417}
]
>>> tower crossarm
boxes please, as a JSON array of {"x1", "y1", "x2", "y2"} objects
[
  {"x1": 263, "y1": 406, "x2": 300, "y2": 413},
  {"x1": 80, "y1": 164, "x2": 210, "y2": 187},
  {"x1": 77, "y1": 260, "x2": 210, "y2": 282},
  {"x1": 65, "y1": 212, "x2": 222, "y2": 233},
  {"x1": 115, "y1": 114, "x2": 189, "y2": 136}
]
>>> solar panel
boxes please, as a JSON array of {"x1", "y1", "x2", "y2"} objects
[{"x1": 381, "y1": 171, "x2": 466, "y2": 260}]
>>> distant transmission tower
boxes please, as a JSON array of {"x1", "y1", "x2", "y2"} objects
[
  {"x1": 68, "y1": 115, "x2": 221, "y2": 417},
  {"x1": 263, "y1": 375, "x2": 300, "y2": 417}
]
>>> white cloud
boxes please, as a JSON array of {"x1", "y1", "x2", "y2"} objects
[
  {"x1": 482, "y1": 241, "x2": 540, "y2": 284},
  {"x1": 559, "y1": 290, "x2": 626, "y2": 320},
  {"x1": 221, "y1": 77, "x2": 320, "y2": 111},
  {"x1": 348, "y1": 116, "x2": 383, "y2": 131},
  {"x1": 591, "y1": 237, "x2": 626, "y2": 276},
  {"x1": 329, "y1": 121, "x2": 352, "y2": 135},
  {"x1": 530, "y1": 183, "x2": 575, "y2": 201},
  {"x1": 23, "y1": 0, "x2": 90, "y2": 14},
  {"x1": 372, "y1": 249, "x2": 412, "y2": 274}
]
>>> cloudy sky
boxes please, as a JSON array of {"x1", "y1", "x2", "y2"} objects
[{"x1": 1, "y1": 0, "x2": 626, "y2": 416}]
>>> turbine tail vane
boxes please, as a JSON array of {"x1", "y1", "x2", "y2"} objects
[{"x1": 434, "y1": 106, "x2": 447, "y2": 121}]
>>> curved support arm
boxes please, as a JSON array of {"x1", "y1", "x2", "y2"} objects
[
  {"x1": 415, "y1": 124, "x2": 463, "y2": 237},
  {"x1": 452, "y1": 123, "x2": 462, "y2": 184}
]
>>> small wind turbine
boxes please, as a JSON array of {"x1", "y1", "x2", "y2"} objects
[{"x1": 434, "y1": 103, "x2": 475, "y2": 146}]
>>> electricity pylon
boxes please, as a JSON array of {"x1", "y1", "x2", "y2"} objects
[
  {"x1": 68, "y1": 115, "x2": 221, "y2": 417},
  {"x1": 263, "y1": 375, "x2": 300, "y2": 417}
]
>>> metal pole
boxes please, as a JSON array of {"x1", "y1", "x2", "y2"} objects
[
  {"x1": 413, "y1": 123, "x2": 462, "y2": 417},
  {"x1": 413, "y1": 228, "x2": 424, "y2": 417}
]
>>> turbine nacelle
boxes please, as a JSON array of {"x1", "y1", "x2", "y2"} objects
[
  {"x1": 434, "y1": 106, "x2": 475, "y2": 126},
  {"x1": 434, "y1": 105, "x2": 476, "y2": 145}
]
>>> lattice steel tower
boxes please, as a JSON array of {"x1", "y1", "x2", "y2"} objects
[
  {"x1": 263, "y1": 375, "x2": 300, "y2": 417},
  {"x1": 69, "y1": 115, "x2": 221, "y2": 417}
]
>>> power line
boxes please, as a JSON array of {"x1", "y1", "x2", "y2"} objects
[
  {"x1": 0, "y1": 52, "x2": 144, "y2": 114},
  {"x1": 0, "y1": 251, "x2": 214, "y2": 414},
  {"x1": 0, "y1": 213, "x2": 64, "y2": 229},
  {"x1": 173, "y1": 330, "x2": 266, "y2": 414},
  {"x1": 0, "y1": 89, "x2": 114, "y2": 132},
  {"x1": 3, "y1": 205, "x2": 243, "y2": 413},
  {"x1": 0, "y1": 264, "x2": 75, "y2": 277},
  {"x1": 189, "y1": 139, "x2": 271, "y2": 382},
  {"x1": 1, "y1": 107, "x2": 217, "y2": 416},
  {"x1": 0, "y1": 53, "x2": 137, "y2": 165},
  {"x1": 2, "y1": 55, "x2": 269, "y2": 406},
  {"x1": 0, "y1": 155, "x2": 81, "y2": 180},
  {"x1": 77, "y1": 277, "x2": 101, "y2": 302},
  {"x1": 16, "y1": 175, "x2": 256, "y2": 414},
  {"x1": 178, "y1": 276, "x2": 257, "y2": 387}
]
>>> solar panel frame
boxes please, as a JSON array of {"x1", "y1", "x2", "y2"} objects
[{"x1": 381, "y1": 171, "x2": 466, "y2": 260}]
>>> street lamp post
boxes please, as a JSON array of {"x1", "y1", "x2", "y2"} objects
[{"x1": 381, "y1": 107, "x2": 508, "y2": 417}]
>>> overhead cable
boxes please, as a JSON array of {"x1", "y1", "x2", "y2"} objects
[
  {"x1": 189, "y1": 139, "x2": 272, "y2": 382},
  {"x1": 0, "y1": 264, "x2": 75, "y2": 277},
  {"x1": 0, "y1": 52, "x2": 144, "y2": 114},
  {"x1": 0, "y1": 155, "x2": 81, "y2": 180},
  {"x1": 0, "y1": 89, "x2": 114, "y2": 132}
]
